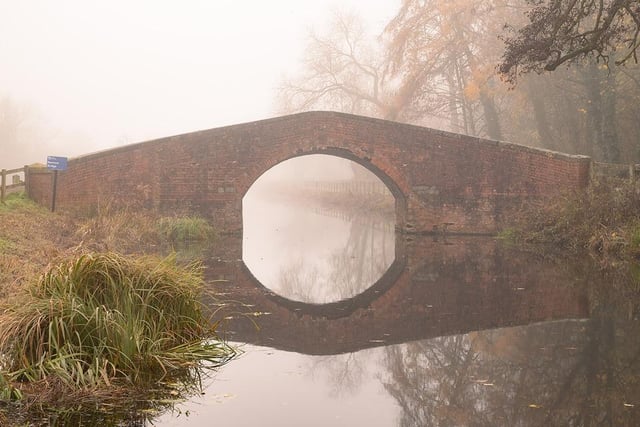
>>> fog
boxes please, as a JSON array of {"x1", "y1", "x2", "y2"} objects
[{"x1": 0, "y1": 1, "x2": 396, "y2": 169}]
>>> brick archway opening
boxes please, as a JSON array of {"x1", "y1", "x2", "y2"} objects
[
  {"x1": 240, "y1": 147, "x2": 408, "y2": 231},
  {"x1": 242, "y1": 151, "x2": 403, "y2": 304}
]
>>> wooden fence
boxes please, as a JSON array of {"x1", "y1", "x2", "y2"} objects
[
  {"x1": 591, "y1": 162, "x2": 640, "y2": 182},
  {"x1": 1, "y1": 166, "x2": 28, "y2": 203},
  {"x1": 301, "y1": 180, "x2": 392, "y2": 196}
]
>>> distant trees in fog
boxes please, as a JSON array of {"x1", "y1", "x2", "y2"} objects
[
  {"x1": 277, "y1": 0, "x2": 640, "y2": 164},
  {"x1": 0, "y1": 95, "x2": 43, "y2": 169}
]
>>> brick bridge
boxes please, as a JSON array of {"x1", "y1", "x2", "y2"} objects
[
  {"x1": 206, "y1": 235, "x2": 588, "y2": 355},
  {"x1": 26, "y1": 111, "x2": 590, "y2": 234}
]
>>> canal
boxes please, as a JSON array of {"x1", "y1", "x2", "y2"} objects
[
  {"x1": 25, "y1": 154, "x2": 640, "y2": 426},
  {"x1": 147, "y1": 183, "x2": 640, "y2": 426}
]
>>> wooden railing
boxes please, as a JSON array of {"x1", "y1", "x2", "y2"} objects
[
  {"x1": 1, "y1": 166, "x2": 28, "y2": 203},
  {"x1": 301, "y1": 180, "x2": 391, "y2": 196},
  {"x1": 591, "y1": 162, "x2": 640, "y2": 182}
]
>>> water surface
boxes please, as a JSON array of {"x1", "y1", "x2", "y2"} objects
[{"x1": 153, "y1": 192, "x2": 640, "y2": 426}]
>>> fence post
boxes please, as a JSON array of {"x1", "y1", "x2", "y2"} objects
[
  {"x1": 23, "y1": 165, "x2": 29, "y2": 197},
  {"x1": 1, "y1": 169, "x2": 6, "y2": 203}
]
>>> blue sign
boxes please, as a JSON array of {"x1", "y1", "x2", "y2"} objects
[{"x1": 47, "y1": 156, "x2": 68, "y2": 171}]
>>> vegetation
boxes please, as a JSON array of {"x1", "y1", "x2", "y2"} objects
[
  {"x1": 0, "y1": 194, "x2": 233, "y2": 421},
  {"x1": 74, "y1": 207, "x2": 161, "y2": 253},
  {"x1": 0, "y1": 252, "x2": 232, "y2": 384},
  {"x1": 278, "y1": 0, "x2": 640, "y2": 164},
  {"x1": 158, "y1": 216, "x2": 216, "y2": 243},
  {"x1": 502, "y1": 178, "x2": 640, "y2": 263},
  {"x1": 0, "y1": 193, "x2": 73, "y2": 300},
  {"x1": 500, "y1": 0, "x2": 640, "y2": 82}
]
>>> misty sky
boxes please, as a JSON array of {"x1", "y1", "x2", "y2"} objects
[{"x1": 0, "y1": 0, "x2": 395, "y2": 163}]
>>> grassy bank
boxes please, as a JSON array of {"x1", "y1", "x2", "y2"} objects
[
  {"x1": 0, "y1": 193, "x2": 232, "y2": 421},
  {"x1": 502, "y1": 178, "x2": 640, "y2": 264}
]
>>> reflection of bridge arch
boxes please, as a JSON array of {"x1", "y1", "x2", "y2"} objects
[{"x1": 206, "y1": 235, "x2": 589, "y2": 355}]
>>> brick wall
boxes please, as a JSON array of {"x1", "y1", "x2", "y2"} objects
[{"x1": 26, "y1": 111, "x2": 591, "y2": 234}]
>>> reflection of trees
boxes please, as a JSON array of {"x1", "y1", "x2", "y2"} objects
[
  {"x1": 277, "y1": 211, "x2": 394, "y2": 303},
  {"x1": 384, "y1": 336, "x2": 480, "y2": 426},
  {"x1": 278, "y1": 258, "x2": 322, "y2": 303},
  {"x1": 382, "y1": 316, "x2": 640, "y2": 426},
  {"x1": 327, "y1": 213, "x2": 394, "y2": 300},
  {"x1": 309, "y1": 352, "x2": 369, "y2": 398}
]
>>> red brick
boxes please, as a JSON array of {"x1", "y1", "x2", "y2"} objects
[{"x1": 26, "y1": 112, "x2": 591, "y2": 234}]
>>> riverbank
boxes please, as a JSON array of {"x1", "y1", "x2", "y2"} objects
[
  {"x1": 0, "y1": 193, "x2": 232, "y2": 424},
  {"x1": 503, "y1": 178, "x2": 640, "y2": 266}
]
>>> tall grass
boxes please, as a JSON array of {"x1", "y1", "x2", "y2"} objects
[
  {"x1": 75, "y1": 207, "x2": 215, "y2": 254},
  {"x1": 157, "y1": 216, "x2": 215, "y2": 242},
  {"x1": 0, "y1": 192, "x2": 41, "y2": 213},
  {"x1": 0, "y1": 252, "x2": 235, "y2": 394},
  {"x1": 74, "y1": 208, "x2": 161, "y2": 252},
  {"x1": 509, "y1": 178, "x2": 640, "y2": 259}
]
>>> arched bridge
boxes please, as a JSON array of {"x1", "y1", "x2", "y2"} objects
[{"x1": 27, "y1": 111, "x2": 590, "y2": 234}]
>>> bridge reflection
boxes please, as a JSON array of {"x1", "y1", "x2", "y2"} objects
[{"x1": 204, "y1": 235, "x2": 589, "y2": 355}]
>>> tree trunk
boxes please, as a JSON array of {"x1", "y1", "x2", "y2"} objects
[
  {"x1": 478, "y1": 90, "x2": 503, "y2": 141},
  {"x1": 583, "y1": 63, "x2": 620, "y2": 162},
  {"x1": 525, "y1": 77, "x2": 554, "y2": 148}
]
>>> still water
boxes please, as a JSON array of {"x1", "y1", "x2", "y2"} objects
[{"x1": 149, "y1": 192, "x2": 640, "y2": 426}]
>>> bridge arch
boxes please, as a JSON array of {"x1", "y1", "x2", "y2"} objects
[
  {"x1": 25, "y1": 111, "x2": 591, "y2": 234},
  {"x1": 240, "y1": 146, "x2": 408, "y2": 230}
]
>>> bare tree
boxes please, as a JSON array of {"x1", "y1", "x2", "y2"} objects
[
  {"x1": 499, "y1": 0, "x2": 640, "y2": 83},
  {"x1": 276, "y1": 11, "x2": 397, "y2": 119},
  {"x1": 0, "y1": 95, "x2": 43, "y2": 169}
]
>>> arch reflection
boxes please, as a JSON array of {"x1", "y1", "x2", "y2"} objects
[{"x1": 205, "y1": 235, "x2": 589, "y2": 355}]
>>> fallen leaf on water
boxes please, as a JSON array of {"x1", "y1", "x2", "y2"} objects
[
  {"x1": 623, "y1": 403, "x2": 635, "y2": 407},
  {"x1": 210, "y1": 393, "x2": 237, "y2": 404},
  {"x1": 249, "y1": 311, "x2": 271, "y2": 317},
  {"x1": 528, "y1": 404, "x2": 542, "y2": 409}
]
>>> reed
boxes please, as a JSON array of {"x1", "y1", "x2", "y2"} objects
[
  {"x1": 0, "y1": 252, "x2": 235, "y2": 393},
  {"x1": 157, "y1": 216, "x2": 215, "y2": 242},
  {"x1": 74, "y1": 208, "x2": 161, "y2": 252}
]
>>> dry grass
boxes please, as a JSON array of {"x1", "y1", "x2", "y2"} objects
[
  {"x1": 504, "y1": 178, "x2": 640, "y2": 262},
  {"x1": 0, "y1": 194, "x2": 233, "y2": 421},
  {"x1": 0, "y1": 193, "x2": 74, "y2": 299}
]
